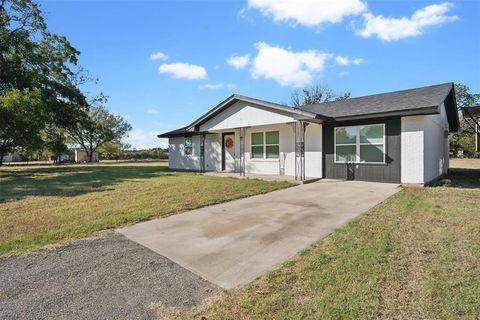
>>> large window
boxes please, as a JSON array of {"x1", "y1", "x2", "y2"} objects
[
  {"x1": 251, "y1": 131, "x2": 279, "y2": 159},
  {"x1": 335, "y1": 124, "x2": 385, "y2": 163},
  {"x1": 184, "y1": 137, "x2": 192, "y2": 155}
]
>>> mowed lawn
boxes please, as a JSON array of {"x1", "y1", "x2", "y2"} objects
[
  {"x1": 158, "y1": 158, "x2": 480, "y2": 320},
  {"x1": 0, "y1": 162, "x2": 292, "y2": 256}
]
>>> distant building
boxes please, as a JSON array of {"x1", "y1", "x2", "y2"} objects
[
  {"x1": 2, "y1": 152, "x2": 22, "y2": 163},
  {"x1": 74, "y1": 149, "x2": 99, "y2": 162}
]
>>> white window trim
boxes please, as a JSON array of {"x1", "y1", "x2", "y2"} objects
[
  {"x1": 334, "y1": 124, "x2": 386, "y2": 164},
  {"x1": 250, "y1": 131, "x2": 280, "y2": 160}
]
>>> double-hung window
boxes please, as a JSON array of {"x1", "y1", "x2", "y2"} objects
[
  {"x1": 251, "y1": 131, "x2": 279, "y2": 159},
  {"x1": 184, "y1": 137, "x2": 192, "y2": 156},
  {"x1": 335, "y1": 124, "x2": 385, "y2": 163}
]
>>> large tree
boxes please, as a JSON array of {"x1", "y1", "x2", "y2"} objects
[
  {"x1": 0, "y1": 0, "x2": 87, "y2": 162},
  {"x1": 290, "y1": 85, "x2": 350, "y2": 108},
  {"x1": 68, "y1": 105, "x2": 131, "y2": 162},
  {"x1": 0, "y1": 88, "x2": 43, "y2": 164}
]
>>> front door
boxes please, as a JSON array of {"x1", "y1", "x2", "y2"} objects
[{"x1": 222, "y1": 133, "x2": 235, "y2": 171}]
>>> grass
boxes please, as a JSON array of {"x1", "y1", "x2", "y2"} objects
[
  {"x1": 0, "y1": 162, "x2": 292, "y2": 256},
  {"x1": 155, "y1": 158, "x2": 480, "y2": 320}
]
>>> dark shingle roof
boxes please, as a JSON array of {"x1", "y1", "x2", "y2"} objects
[{"x1": 301, "y1": 83, "x2": 454, "y2": 119}]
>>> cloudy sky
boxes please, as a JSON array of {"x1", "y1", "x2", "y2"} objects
[{"x1": 40, "y1": 0, "x2": 480, "y2": 149}]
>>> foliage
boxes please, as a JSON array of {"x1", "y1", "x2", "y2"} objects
[
  {"x1": 0, "y1": 0, "x2": 88, "y2": 163},
  {"x1": 67, "y1": 105, "x2": 132, "y2": 162},
  {"x1": 290, "y1": 84, "x2": 350, "y2": 108},
  {"x1": 122, "y1": 148, "x2": 168, "y2": 160},
  {"x1": 98, "y1": 141, "x2": 130, "y2": 159},
  {"x1": 450, "y1": 83, "x2": 480, "y2": 157},
  {"x1": 0, "y1": 88, "x2": 44, "y2": 164},
  {"x1": 43, "y1": 126, "x2": 69, "y2": 162}
]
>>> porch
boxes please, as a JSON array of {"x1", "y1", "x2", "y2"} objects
[{"x1": 202, "y1": 171, "x2": 323, "y2": 184}]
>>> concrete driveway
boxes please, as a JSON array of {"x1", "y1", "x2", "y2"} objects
[{"x1": 119, "y1": 180, "x2": 400, "y2": 289}]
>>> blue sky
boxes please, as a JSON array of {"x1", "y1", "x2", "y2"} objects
[{"x1": 39, "y1": 0, "x2": 480, "y2": 149}]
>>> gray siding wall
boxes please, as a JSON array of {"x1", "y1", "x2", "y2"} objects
[{"x1": 323, "y1": 117, "x2": 401, "y2": 183}]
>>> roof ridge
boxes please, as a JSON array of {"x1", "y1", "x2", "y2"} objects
[{"x1": 307, "y1": 82, "x2": 453, "y2": 107}]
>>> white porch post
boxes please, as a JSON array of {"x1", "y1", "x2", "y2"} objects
[
  {"x1": 295, "y1": 121, "x2": 308, "y2": 181},
  {"x1": 239, "y1": 127, "x2": 246, "y2": 176}
]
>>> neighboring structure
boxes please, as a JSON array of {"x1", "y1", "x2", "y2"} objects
[
  {"x1": 159, "y1": 83, "x2": 458, "y2": 185},
  {"x1": 74, "y1": 149, "x2": 99, "y2": 162},
  {"x1": 462, "y1": 104, "x2": 480, "y2": 154},
  {"x1": 1, "y1": 152, "x2": 22, "y2": 163}
]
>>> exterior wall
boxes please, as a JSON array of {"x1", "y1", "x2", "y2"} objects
[
  {"x1": 400, "y1": 105, "x2": 450, "y2": 185},
  {"x1": 199, "y1": 101, "x2": 297, "y2": 131},
  {"x1": 168, "y1": 136, "x2": 201, "y2": 170},
  {"x1": 401, "y1": 116, "x2": 425, "y2": 184},
  {"x1": 168, "y1": 122, "x2": 323, "y2": 178},
  {"x1": 74, "y1": 149, "x2": 99, "y2": 162},
  {"x1": 2, "y1": 152, "x2": 21, "y2": 162},
  {"x1": 323, "y1": 118, "x2": 401, "y2": 183},
  {"x1": 401, "y1": 104, "x2": 450, "y2": 184},
  {"x1": 423, "y1": 102, "x2": 449, "y2": 183}
]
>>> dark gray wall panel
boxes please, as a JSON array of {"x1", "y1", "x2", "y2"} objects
[{"x1": 323, "y1": 117, "x2": 401, "y2": 183}]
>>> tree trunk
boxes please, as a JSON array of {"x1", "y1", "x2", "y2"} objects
[{"x1": 0, "y1": 146, "x2": 4, "y2": 166}]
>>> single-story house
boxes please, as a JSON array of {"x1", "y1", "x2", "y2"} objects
[{"x1": 158, "y1": 83, "x2": 458, "y2": 185}]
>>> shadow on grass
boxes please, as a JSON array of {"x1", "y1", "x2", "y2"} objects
[
  {"x1": 0, "y1": 165, "x2": 178, "y2": 202},
  {"x1": 435, "y1": 167, "x2": 480, "y2": 189}
]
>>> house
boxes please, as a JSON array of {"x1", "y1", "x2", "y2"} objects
[
  {"x1": 158, "y1": 83, "x2": 458, "y2": 185},
  {"x1": 74, "y1": 149, "x2": 99, "y2": 162}
]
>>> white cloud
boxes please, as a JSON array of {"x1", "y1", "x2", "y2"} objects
[
  {"x1": 123, "y1": 129, "x2": 162, "y2": 150},
  {"x1": 147, "y1": 108, "x2": 159, "y2": 115},
  {"x1": 248, "y1": 0, "x2": 367, "y2": 27},
  {"x1": 227, "y1": 54, "x2": 250, "y2": 69},
  {"x1": 357, "y1": 2, "x2": 458, "y2": 41},
  {"x1": 150, "y1": 51, "x2": 169, "y2": 61},
  {"x1": 334, "y1": 56, "x2": 364, "y2": 66},
  {"x1": 199, "y1": 83, "x2": 236, "y2": 90},
  {"x1": 251, "y1": 42, "x2": 331, "y2": 87},
  {"x1": 352, "y1": 58, "x2": 364, "y2": 65},
  {"x1": 159, "y1": 62, "x2": 207, "y2": 80},
  {"x1": 335, "y1": 56, "x2": 350, "y2": 66}
]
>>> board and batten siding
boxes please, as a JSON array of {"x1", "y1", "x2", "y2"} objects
[{"x1": 323, "y1": 117, "x2": 401, "y2": 183}]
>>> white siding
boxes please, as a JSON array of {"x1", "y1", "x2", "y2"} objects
[
  {"x1": 423, "y1": 102, "x2": 449, "y2": 183},
  {"x1": 168, "y1": 122, "x2": 323, "y2": 178},
  {"x1": 401, "y1": 116, "x2": 425, "y2": 184},
  {"x1": 168, "y1": 136, "x2": 201, "y2": 170},
  {"x1": 401, "y1": 104, "x2": 450, "y2": 184},
  {"x1": 199, "y1": 101, "x2": 296, "y2": 131}
]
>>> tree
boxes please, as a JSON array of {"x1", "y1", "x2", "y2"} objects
[
  {"x1": 0, "y1": 0, "x2": 87, "y2": 157},
  {"x1": 99, "y1": 141, "x2": 131, "y2": 160},
  {"x1": 290, "y1": 85, "x2": 350, "y2": 108},
  {"x1": 0, "y1": 88, "x2": 43, "y2": 165},
  {"x1": 68, "y1": 106, "x2": 131, "y2": 162},
  {"x1": 449, "y1": 83, "x2": 480, "y2": 156},
  {"x1": 43, "y1": 126, "x2": 68, "y2": 163}
]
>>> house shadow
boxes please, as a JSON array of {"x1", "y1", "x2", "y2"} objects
[
  {"x1": 0, "y1": 164, "x2": 178, "y2": 202},
  {"x1": 433, "y1": 167, "x2": 480, "y2": 189}
]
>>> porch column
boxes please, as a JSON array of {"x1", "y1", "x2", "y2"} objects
[
  {"x1": 200, "y1": 134, "x2": 206, "y2": 172},
  {"x1": 295, "y1": 121, "x2": 308, "y2": 181},
  {"x1": 239, "y1": 127, "x2": 246, "y2": 176}
]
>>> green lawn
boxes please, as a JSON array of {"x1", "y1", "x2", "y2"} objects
[
  {"x1": 156, "y1": 159, "x2": 480, "y2": 320},
  {"x1": 0, "y1": 162, "x2": 292, "y2": 256}
]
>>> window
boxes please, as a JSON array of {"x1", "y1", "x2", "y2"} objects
[
  {"x1": 335, "y1": 124, "x2": 385, "y2": 163},
  {"x1": 184, "y1": 137, "x2": 192, "y2": 156},
  {"x1": 251, "y1": 131, "x2": 279, "y2": 159}
]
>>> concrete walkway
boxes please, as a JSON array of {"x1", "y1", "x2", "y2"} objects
[{"x1": 119, "y1": 180, "x2": 400, "y2": 289}]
